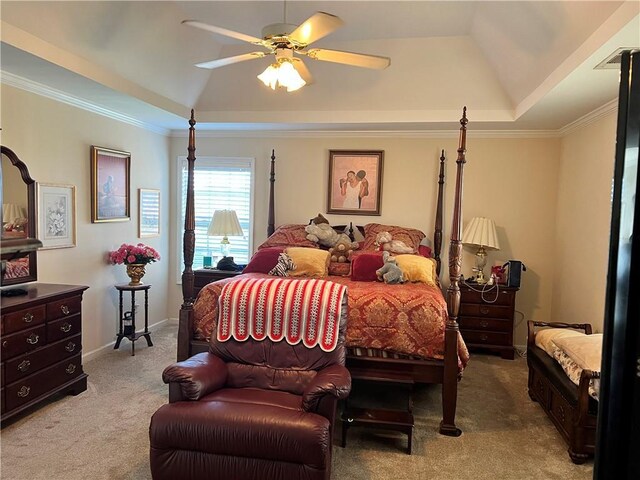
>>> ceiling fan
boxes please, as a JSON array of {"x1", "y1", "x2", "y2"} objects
[{"x1": 182, "y1": 10, "x2": 391, "y2": 92}]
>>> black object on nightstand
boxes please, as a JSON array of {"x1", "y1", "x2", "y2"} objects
[
  {"x1": 114, "y1": 284, "x2": 153, "y2": 356},
  {"x1": 193, "y1": 268, "x2": 244, "y2": 297},
  {"x1": 458, "y1": 283, "x2": 519, "y2": 359}
]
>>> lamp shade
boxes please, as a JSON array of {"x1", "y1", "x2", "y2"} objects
[
  {"x1": 207, "y1": 209, "x2": 244, "y2": 237},
  {"x1": 461, "y1": 217, "x2": 500, "y2": 250},
  {"x1": 2, "y1": 203, "x2": 26, "y2": 224}
]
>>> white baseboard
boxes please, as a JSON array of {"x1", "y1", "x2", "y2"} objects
[{"x1": 82, "y1": 318, "x2": 177, "y2": 363}]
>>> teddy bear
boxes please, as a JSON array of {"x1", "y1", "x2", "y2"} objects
[
  {"x1": 305, "y1": 222, "x2": 341, "y2": 248},
  {"x1": 375, "y1": 231, "x2": 415, "y2": 255},
  {"x1": 376, "y1": 251, "x2": 405, "y2": 284},
  {"x1": 328, "y1": 236, "x2": 358, "y2": 263}
]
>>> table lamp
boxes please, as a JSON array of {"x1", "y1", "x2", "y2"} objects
[
  {"x1": 2, "y1": 203, "x2": 26, "y2": 227},
  {"x1": 207, "y1": 209, "x2": 244, "y2": 263},
  {"x1": 461, "y1": 217, "x2": 500, "y2": 284}
]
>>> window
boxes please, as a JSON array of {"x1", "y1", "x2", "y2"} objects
[{"x1": 177, "y1": 157, "x2": 254, "y2": 274}]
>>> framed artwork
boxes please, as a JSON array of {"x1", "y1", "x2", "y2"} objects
[
  {"x1": 138, "y1": 188, "x2": 160, "y2": 238},
  {"x1": 37, "y1": 183, "x2": 76, "y2": 249},
  {"x1": 327, "y1": 150, "x2": 384, "y2": 215},
  {"x1": 90, "y1": 146, "x2": 130, "y2": 223}
]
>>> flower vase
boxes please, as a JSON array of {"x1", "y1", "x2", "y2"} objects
[{"x1": 126, "y1": 264, "x2": 146, "y2": 286}]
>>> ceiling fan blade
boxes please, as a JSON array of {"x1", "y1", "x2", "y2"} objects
[
  {"x1": 195, "y1": 52, "x2": 267, "y2": 70},
  {"x1": 288, "y1": 12, "x2": 344, "y2": 46},
  {"x1": 291, "y1": 58, "x2": 314, "y2": 85},
  {"x1": 304, "y1": 48, "x2": 390, "y2": 69},
  {"x1": 182, "y1": 20, "x2": 264, "y2": 45}
]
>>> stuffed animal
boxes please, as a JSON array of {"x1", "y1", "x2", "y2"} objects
[
  {"x1": 376, "y1": 251, "x2": 405, "y2": 284},
  {"x1": 305, "y1": 222, "x2": 341, "y2": 248},
  {"x1": 269, "y1": 253, "x2": 295, "y2": 276},
  {"x1": 375, "y1": 231, "x2": 414, "y2": 255},
  {"x1": 310, "y1": 213, "x2": 330, "y2": 225},
  {"x1": 329, "y1": 237, "x2": 359, "y2": 263}
]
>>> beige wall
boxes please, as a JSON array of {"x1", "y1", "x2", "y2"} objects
[
  {"x1": 1, "y1": 85, "x2": 171, "y2": 356},
  {"x1": 552, "y1": 112, "x2": 617, "y2": 332},
  {"x1": 169, "y1": 133, "x2": 561, "y2": 346}
]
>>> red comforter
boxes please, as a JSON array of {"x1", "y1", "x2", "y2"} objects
[{"x1": 193, "y1": 273, "x2": 469, "y2": 369}]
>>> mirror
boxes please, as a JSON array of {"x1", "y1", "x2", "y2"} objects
[{"x1": 1, "y1": 146, "x2": 38, "y2": 286}]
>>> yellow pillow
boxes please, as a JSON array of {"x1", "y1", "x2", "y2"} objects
[
  {"x1": 395, "y1": 254, "x2": 437, "y2": 286},
  {"x1": 285, "y1": 247, "x2": 330, "y2": 277}
]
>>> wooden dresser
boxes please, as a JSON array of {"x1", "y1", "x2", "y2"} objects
[
  {"x1": 193, "y1": 268, "x2": 243, "y2": 297},
  {"x1": 458, "y1": 283, "x2": 519, "y2": 359},
  {"x1": 1, "y1": 284, "x2": 89, "y2": 422}
]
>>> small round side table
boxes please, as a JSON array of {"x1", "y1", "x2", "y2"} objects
[{"x1": 114, "y1": 283, "x2": 153, "y2": 356}]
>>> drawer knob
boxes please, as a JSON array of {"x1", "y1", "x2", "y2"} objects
[
  {"x1": 2, "y1": 340, "x2": 7, "y2": 348},
  {"x1": 557, "y1": 406, "x2": 566, "y2": 422},
  {"x1": 60, "y1": 322, "x2": 72, "y2": 333},
  {"x1": 480, "y1": 334, "x2": 488, "y2": 341},
  {"x1": 480, "y1": 320, "x2": 489, "y2": 328},
  {"x1": 18, "y1": 386, "x2": 30, "y2": 398},
  {"x1": 23, "y1": 312, "x2": 34, "y2": 323},
  {"x1": 65, "y1": 341, "x2": 76, "y2": 353},
  {"x1": 26, "y1": 333, "x2": 40, "y2": 345},
  {"x1": 18, "y1": 360, "x2": 31, "y2": 372},
  {"x1": 480, "y1": 307, "x2": 490, "y2": 315},
  {"x1": 61, "y1": 305, "x2": 70, "y2": 315},
  {"x1": 66, "y1": 363, "x2": 76, "y2": 375}
]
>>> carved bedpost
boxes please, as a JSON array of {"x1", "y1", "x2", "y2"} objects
[
  {"x1": 267, "y1": 149, "x2": 276, "y2": 237},
  {"x1": 434, "y1": 149, "x2": 445, "y2": 277},
  {"x1": 178, "y1": 110, "x2": 197, "y2": 361},
  {"x1": 440, "y1": 107, "x2": 467, "y2": 437}
]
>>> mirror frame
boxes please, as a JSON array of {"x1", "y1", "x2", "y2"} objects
[{"x1": 1, "y1": 145, "x2": 38, "y2": 286}]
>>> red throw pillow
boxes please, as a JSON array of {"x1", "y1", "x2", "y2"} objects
[
  {"x1": 351, "y1": 251, "x2": 385, "y2": 282},
  {"x1": 243, "y1": 247, "x2": 285, "y2": 274},
  {"x1": 257, "y1": 224, "x2": 318, "y2": 250},
  {"x1": 361, "y1": 223, "x2": 426, "y2": 253},
  {"x1": 419, "y1": 245, "x2": 432, "y2": 258}
]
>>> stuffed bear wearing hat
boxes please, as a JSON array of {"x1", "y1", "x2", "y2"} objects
[{"x1": 376, "y1": 251, "x2": 405, "y2": 284}]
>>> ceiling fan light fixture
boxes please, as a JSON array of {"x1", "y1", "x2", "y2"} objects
[{"x1": 257, "y1": 59, "x2": 306, "y2": 92}]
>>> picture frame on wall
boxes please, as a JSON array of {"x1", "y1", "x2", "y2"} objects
[
  {"x1": 138, "y1": 188, "x2": 160, "y2": 238},
  {"x1": 90, "y1": 146, "x2": 130, "y2": 223},
  {"x1": 37, "y1": 183, "x2": 76, "y2": 249},
  {"x1": 327, "y1": 150, "x2": 384, "y2": 215}
]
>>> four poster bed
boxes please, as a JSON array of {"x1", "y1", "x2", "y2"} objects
[{"x1": 177, "y1": 108, "x2": 470, "y2": 436}]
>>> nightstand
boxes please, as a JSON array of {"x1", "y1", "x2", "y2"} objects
[
  {"x1": 458, "y1": 283, "x2": 519, "y2": 360},
  {"x1": 193, "y1": 268, "x2": 243, "y2": 297}
]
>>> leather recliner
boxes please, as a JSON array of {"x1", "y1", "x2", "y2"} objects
[{"x1": 149, "y1": 297, "x2": 351, "y2": 480}]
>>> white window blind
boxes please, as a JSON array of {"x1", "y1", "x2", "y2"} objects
[{"x1": 178, "y1": 157, "x2": 254, "y2": 272}]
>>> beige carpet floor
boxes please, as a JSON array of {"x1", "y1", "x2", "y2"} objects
[{"x1": 1, "y1": 320, "x2": 593, "y2": 480}]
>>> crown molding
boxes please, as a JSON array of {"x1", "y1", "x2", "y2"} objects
[
  {"x1": 1, "y1": 71, "x2": 169, "y2": 136},
  {"x1": 557, "y1": 98, "x2": 618, "y2": 137},
  {"x1": 169, "y1": 128, "x2": 559, "y2": 139}
]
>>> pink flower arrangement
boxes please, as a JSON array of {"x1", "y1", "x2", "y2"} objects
[{"x1": 108, "y1": 243, "x2": 160, "y2": 265}]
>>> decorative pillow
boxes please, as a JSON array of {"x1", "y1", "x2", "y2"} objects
[
  {"x1": 534, "y1": 328, "x2": 585, "y2": 357},
  {"x1": 243, "y1": 247, "x2": 285, "y2": 274},
  {"x1": 361, "y1": 223, "x2": 426, "y2": 252},
  {"x1": 394, "y1": 254, "x2": 437, "y2": 286},
  {"x1": 328, "y1": 262, "x2": 351, "y2": 277},
  {"x1": 553, "y1": 333, "x2": 603, "y2": 372},
  {"x1": 258, "y1": 225, "x2": 318, "y2": 250},
  {"x1": 350, "y1": 251, "x2": 384, "y2": 282},
  {"x1": 418, "y1": 245, "x2": 432, "y2": 258},
  {"x1": 285, "y1": 247, "x2": 330, "y2": 277}
]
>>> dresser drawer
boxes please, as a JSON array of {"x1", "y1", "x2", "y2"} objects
[
  {"x1": 5, "y1": 354, "x2": 83, "y2": 411},
  {"x1": 461, "y1": 329, "x2": 511, "y2": 346},
  {"x1": 47, "y1": 314, "x2": 81, "y2": 343},
  {"x1": 5, "y1": 334, "x2": 82, "y2": 384},
  {"x1": 3, "y1": 305, "x2": 47, "y2": 335},
  {"x1": 459, "y1": 316, "x2": 512, "y2": 333},
  {"x1": 1, "y1": 324, "x2": 46, "y2": 361},
  {"x1": 460, "y1": 288, "x2": 514, "y2": 306},
  {"x1": 47, "y1": 295, "x2": 82, "y2": 321},
  {"x1": 459, "y1": 303, "x2": 512, "y2": 319}
]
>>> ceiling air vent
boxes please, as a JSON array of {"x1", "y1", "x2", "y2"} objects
[{"x1": 595, "y1": 47, "x2": 639, "y2": 70}]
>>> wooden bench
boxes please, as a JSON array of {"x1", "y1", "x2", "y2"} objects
[{"x1": 527, "y1": 321, "x2": 600, "y2": 464}]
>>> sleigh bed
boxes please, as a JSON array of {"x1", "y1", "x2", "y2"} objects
[{"x1": 177, "y1": 108, "x2": 470, "y2": 436}]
